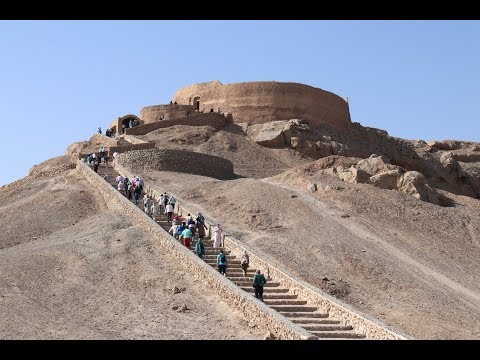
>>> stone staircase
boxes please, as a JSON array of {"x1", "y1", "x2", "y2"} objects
[{"x1": 98, "y1": 163, "x2": 367, "y2": 339}]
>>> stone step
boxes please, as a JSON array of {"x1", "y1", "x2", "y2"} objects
[
  {"x1": 232, "y1": 281, "x2": 280, "y2": 287},
  {"x1": 100, "y1": 168, "x2": 367, "y2": 340},
  {"x1": 270, "y1": 306, "x2": 318, "y2": 312},
  {"x1": 205, "y1": 259, "x2": 241, "y2": 265},
  {"x1": 263, "y1": 299, "x2": 307, "y2": 306},
  {"x1": 301, "y1": 324, "x2": 353, "y2": 332},
  {"x1": 227, "y1": 276, "x2": 255, "y2": 281},
  {"x1": 280, "y1": 312, "x2": 328, "y2": 318},
  {"x1": 222, "y1": 271, "x2": 257, "y2": 276},
  {"x1": 310, "y1": 331, "x2": 366, "y2": 339},
  {"x1": 203, "y1": 254, "x2": 236, "y2": 260},
  {"x1": 195, "y1": 249, "x2": 231, "y2": 255},
  {"x1": 200, "y1": 246, "x2": 226, "y2": 250},
  {"x1": 241, "y1": 287, "x2": 289, "y2": 293},
  {"x1": 262, "y1": 294, "x2": 298, "y2": 300},
  {"x1": 291, "y1": 318, "x2": 340, "y2": 325},
  {"x1": 209, "y1": 264, "x2": 253, "y2": 270}
]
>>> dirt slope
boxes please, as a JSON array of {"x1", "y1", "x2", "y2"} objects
[
  {"x1": 0, "y1": 169, "x2": 263, "y2": 339},
  {"x1": 141, "y1": 123, "x2": 311, "y2": 178},
  {"x1": 136, "y1": 165, "x2": 480, "y2": 339},
  {"x1": 3, "y1": 118, "x2": 480, "y2": 340}
]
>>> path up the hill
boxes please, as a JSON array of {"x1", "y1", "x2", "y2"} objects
[{"x1": 97, "y1": 162, "x2": 367, "y2": 339}]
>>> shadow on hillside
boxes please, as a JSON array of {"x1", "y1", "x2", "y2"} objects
[{"x1": 223, "y1": 122, "x2": 247, "y2": 136}]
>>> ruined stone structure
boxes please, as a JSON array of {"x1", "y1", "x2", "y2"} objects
[
  {"x1": 110, "y1": 114, "x2": 142, "y2": 134},
  {"x1": 140, "y1": 104, "x2": 195, "y2": 123},
  {"x1": 109, "y1": 80, "x2": 351, "y2": 133},
  {"x1": 116, "y1": 148, "x2": 236, "y2": 180},
  {"x1": 173, "y1": 80, "x2": 351, "y2": 129},
  {"x1": 124, "y1": 112, "x2": 227, "y2": 136}
]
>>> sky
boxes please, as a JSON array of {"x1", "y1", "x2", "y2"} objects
[{"x1": 0, "y1": 20, "x2": 479, "y2": 187}]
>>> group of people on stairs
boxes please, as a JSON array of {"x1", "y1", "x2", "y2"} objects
[{"x1": 103, "y1": 165, "x2": 269, "y2": 303}]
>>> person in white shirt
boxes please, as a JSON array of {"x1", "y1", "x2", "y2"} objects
[
  {"x1": 213, "y1": 223, "x2": 224, "y2": 248},
  {"x1": 169, "y1": 223, "x2": 179, "y2": 240},
  {"x1": 143, "y1": 195, "x2": 150, "y2": 214},
  {"x1": 165, "y1": 203, "x2": 174, "y2": 222}
]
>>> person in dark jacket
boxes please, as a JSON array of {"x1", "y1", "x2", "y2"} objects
[{"x1": 252, "y1": 269, "x2": 267, "y2": 302}]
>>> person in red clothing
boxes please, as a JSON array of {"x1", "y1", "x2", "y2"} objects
[{"x1": 179, "y1": 227, "x2": 193, "y2": 249}]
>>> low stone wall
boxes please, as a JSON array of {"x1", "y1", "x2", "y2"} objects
[
  {"x1": 77, "y1": 160, "x2": 315, "y2": 340},
  {"x1": 140, "y1": 104, "x2": 195, "y2": 123},
  {"x1": 116, "y1": 148, "x2": 236, "y2": 180},
  {"x1": 125, "y1": 112, "x2": 226, "y2": 136},
  {"x1": 107, "y1": 142, "x2": 156, "y2": 155},
  {"x1": 133, "y1": 172, "x2": 410, "y2": 340}
]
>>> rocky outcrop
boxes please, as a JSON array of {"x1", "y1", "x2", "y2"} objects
[
  {"x1": 331, "y1": 155, "x2": 452, "y2": 206},
  {"x1": 251, "y1": 121, "x2": 291, "y2": 147},
  {"x1": 65, "y1": 134, "x2": 119, "y2": 159},
  {"x1": 28, "y1": 155, "x2": 76, "y2": 178},
  {"x1": 249, "y1": 119, "x2": 311, "y2": 148},
  {"x1": 250, "y1": 119, "x2": 480, "y2": 201}
]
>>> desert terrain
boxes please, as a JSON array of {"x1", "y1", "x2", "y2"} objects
[{"x1": 1, "y1": 116, "x2": 479, "y2": 339}]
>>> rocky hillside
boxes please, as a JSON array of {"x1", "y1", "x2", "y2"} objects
[{"x1": 1, "y1": 115, "x2": 479, "y2": 339}]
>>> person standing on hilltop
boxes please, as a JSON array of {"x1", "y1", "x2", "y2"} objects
[
  {"x1": 98, "y1": 127, "x2": 102, "y2": 134},
  {"x1": 213, "y1": 223, "x2": 224, "y2": 248}
]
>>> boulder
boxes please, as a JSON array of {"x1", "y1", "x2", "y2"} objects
[
  {"x1": 253, "y1": 121, "x2": 288, "y2": 147},
  {"x1": 368, "y1": 169, "x2": 404, "y2": 189},
  {"x1": 337, "y1": 167, "x2": 370, "y2": 184},
  {"x1": 396, "y1": 171, "x2": 426, "y2": 197},
  {"x1": 439, "y1": 152, "x2": 458, "y2": 172},
  {"x1": 356, "y1": 154, "x2": 392, "y2": 176}
]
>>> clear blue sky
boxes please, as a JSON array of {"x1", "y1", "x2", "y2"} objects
[{"x1": 1, "y1": 20, "x2": 479, "y2": 186}]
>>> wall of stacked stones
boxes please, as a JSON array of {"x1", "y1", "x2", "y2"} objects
[
  {"x1": 125, "y1": 112, "x2": 226, "y2": 136},
  {"x1": 131, "y1": 168, "x2": 409, "y2": 340},
  {"x1": 172, "y1": 81, "x2": 352, "y2": 129},
  {"x1": 107, "y1": 142, "x2": 156, "y2": 154},
  {"x1": 77, "y1": 160, "x2": 315, "y2": 340},
  {"x1": 116, "y1": 148, "x2": 236, "y2": 180},
  {"x1": 140, "y1": 104, "x2": 195, "y2": 123}
]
